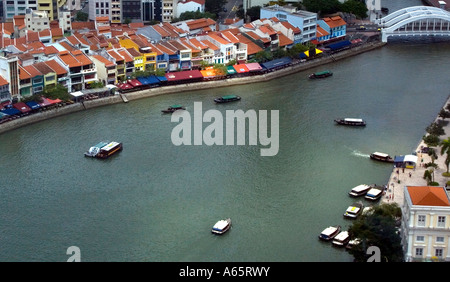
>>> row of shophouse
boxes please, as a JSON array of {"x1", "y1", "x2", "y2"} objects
[{"x1": 0, "y1": 4, "x2": 348, "y2": 103}]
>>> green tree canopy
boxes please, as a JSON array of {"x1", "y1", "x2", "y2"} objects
[
  {"x1": 172, "y1": 10, "x2": 216, "y2": 22},
  {"x1": 74, "y1": 11, "x2": 88, "y2": 22},
  {"x1": 42, "y1": 84, "x2": 71, "y2": 101},
  {"x1": 340, "y1": 0, "x2": 368, "y2": 19},
  {"x1": 205, "y1": 0, "x2": 227, "y2": 16},
  {"x1": 301, "y1": 0, "x2": 341, "y2": 16},
  {"x1": 348, "y1": 203, "x2": 403, "y2": 262}
]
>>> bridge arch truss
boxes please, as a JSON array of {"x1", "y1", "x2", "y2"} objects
[{"x1": 378, "y1": 6, "x2": 450, "y2": 42}]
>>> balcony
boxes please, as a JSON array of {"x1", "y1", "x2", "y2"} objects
[{"x1": 81, "y1": 67, "x2": 96, "y2": 74}]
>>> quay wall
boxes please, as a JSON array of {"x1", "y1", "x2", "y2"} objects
[{"x1": 0, "y1": 41, "x2": 386, "y2": 135}]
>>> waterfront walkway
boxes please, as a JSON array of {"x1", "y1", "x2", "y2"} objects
[{"x1": 383, "y1": 96, "x2": 450, "y2": 206}]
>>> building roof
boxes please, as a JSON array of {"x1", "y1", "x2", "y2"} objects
[
  {"x1": 316, "y1": 25, "x2": 330, "y2": 37},
  {"x1": 58, "y1": 52, "x2": 82, "y2": 68},
  {"x1": 0, "y1": 75, "x2": 8, "y2": 86},
  {"x1": 92, "y1": 55, "x2": 115, "y2": 67},
  {"x1": 45, "y1": 59, "x2": 68, "y2": 75},
  {"x1": 407, "y1": 186, "x2": 450, "y2": 206},
  {"x1": 186, "y1": 18, "x2": 216, "y2": 31},
  {"x1": 323, "y1": 16, "x2": 347, "y2": 28},
  {"x1": 33, "y1": 61, "x2": 55, "y2": 75}
]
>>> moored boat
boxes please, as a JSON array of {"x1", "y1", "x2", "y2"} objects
[
  {"x1": 214, "y1": 95, "x2": 241, "y2": 103},
  {"x1": 162, "y1": 104, "x2": 185, "y2": 113},
  {"x1": 349, "y1": 184, "x2": 372, "y2": 197},
  {"x1": 95, "y1": 141, "x2": 123, "y2": 159},
  {"x1": 334, "y1": 118, "x2": 366, "y2": 126},
  {"x1": 309, "y1": 70, "x2": 333, "y2": 79},
  {"x1": 365, "y1": 188, "x2": 383, "y2": 201},
  {"x1": 370, "y1": 152, "x2": 394, "y2": 163},
  {"x1": 211, "y1": 218, "x2": 231, "y2": 235},
  {"x1": 319, "y1": 225, "x2": 341, "y2": 241},
  {"x1": 343, "y1": 202, "x2": 364, "y2": 219},
  {"x1": 346, "y1": 238, "x2": 361, "y2": 250},
  {"x1": 332, "y1": 231, "x2": 350, "y2": 247}
]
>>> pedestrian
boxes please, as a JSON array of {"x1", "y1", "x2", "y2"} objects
[{"x1": 409, "y1": 172, "x2": 412, "y2": 177}]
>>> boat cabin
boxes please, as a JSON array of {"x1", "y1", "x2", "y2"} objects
[
  {"x1": 370, "y1": 152, "x2": 394, "y2": 163},
  {"x1": 319, "y1": 225, "x2": 341, "y2": 241},
  {"x1": 214, "y1": 95, "x2": 241, "y2": 103},
  {"x1": 211, "y1": 218, "x2": 231, "y2": 235},
  {"x1": 334, "y1": 118, "x2": 366, "y2": 126},
  {"x1": 343, "y1": 203, "x2": 363, "y2": 219},
  {"x1": 96, "y1": 141, "x2": 123, "y2": 159},
  {"x1": 365, "y1": 188, "x2": 383, "y2": 201},
  {"x1": 349, "y1": 184, "x2": 372, "y2": 197},
  {"x1": 332, "y1": 231, "x2": 350, "y2": 247}
]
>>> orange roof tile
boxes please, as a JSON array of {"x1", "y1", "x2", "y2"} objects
[
  {"x1": 72, "y1": 50, "x2": 93, "y2": 66},
  {"x1": 117, "y1": 49, "x2": 134, "y2": 63},
  {"x1": 0, "y1": 75, "x2": 8, "y2": 86},
  {"x1": 58, "y1": 52, "x2": 82, "y2": 68},
  {"x1": 92, "y1": 55, "x2": 115, "y2": 67},
  {"x1": 323, "y1": 16, "x2": 347, "y2": 28},
  {"x1": 19, "y1": 66, "x2": 31, "y2": 80},
  {"x1": 22, "y1": 65, "x2": 42, "y2": 77},
  {"x1": 407, "y1": 186, "x2": 450, "y2": 206},
  {"x1": 316, "y1": 25, "x2": 329, "y2": 37},
  {"x1": 45, "y1": 60, "x2": 68, "y2": 76}
]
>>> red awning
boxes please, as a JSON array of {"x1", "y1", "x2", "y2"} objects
[
  {"x1": 46, "y1": 98, "x2": 62, "y2": 104},
  {"x1": 232, "y1": 64, "x2": 249, "y2": 73},
  {"x1": 165, "y1": 70, "x2": 203, "y2": 82},
  {"x1": 127, "y1": 79, "x2": 142, "y2": 87},
  {"x1": 118, "y1": 82, "x2": 133, "y2": 90},
  {"x1": 245, "y1": 63, "x2": 262, "y2": 72},
  {"x1": 12, "y1": 102, "x2": 32, "y2": 113}
]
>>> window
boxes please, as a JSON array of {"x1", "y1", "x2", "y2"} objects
[
  {"x1": 415, "y1": 248, "x2": 423, "y2": 257},
  {"x1": 435, "y1": 248, "x2": 443, "y2": 258},
  {"x1": 436, "y1": 236, "x2": 445, "y2": 243},
  {"x1": 417, "y1": 215, "x2": 426, "y2": 227},
  {"x1": 416, "y1": 236, "x2": 424, "y2": 242},
  {"x1": 437, "y1": 216, "x2": 446, "y2": 228}
]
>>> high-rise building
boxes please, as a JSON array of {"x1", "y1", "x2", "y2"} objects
[{"x1": 2, "y1": 0, "x2": 66, "y2": 21}]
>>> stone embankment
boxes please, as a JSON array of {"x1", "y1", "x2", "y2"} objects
[{"x1": 0, "y1": 41, "x2": 386, "y2": 135}]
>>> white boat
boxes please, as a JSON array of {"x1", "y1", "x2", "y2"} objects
[
  {"x1": 332, "y1": 231, "x2": 350, "y2": 247},
  {"x1": 319, "y1": 225, "x2": 341, "y2": 241},
  {"x1": 211, "y1": 218, "x2": 231, "y2": 235},
  {"x1": 346, "y1": 238, "x2": 361, "y2": 250},
  {"x1": 349, "y1": 184, "x2": 372, "y2": 197},
  {"x1": 365, "y1": 188, "x2": 383, "y2": 201},
  {"x1": 343, "y1": 202, "x2": 364, "y2": 219}
]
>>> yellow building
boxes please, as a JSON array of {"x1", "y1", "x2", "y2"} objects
[
  {"x1": 38, "y1": 0, "x2": 67, "y2": 21},
  {"x1": 118, "y1": 37, "x2": 156, "y2": 72}
]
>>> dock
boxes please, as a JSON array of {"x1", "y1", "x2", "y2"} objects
[
  {"x1": 383, "y1": 95, "x2": 450, "y2": 205},
  {"x1": 120, "y1": 94, "x2": 128, "y2": 103}
]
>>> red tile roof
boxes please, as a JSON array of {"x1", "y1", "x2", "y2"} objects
[
  {"x1": 0, "y1": 75, "x2": 8, "y2": 86},
  {"x1": 45, "y1": 59, "x2": 68, "y2": 76},
  {"x1": 407, "y1": 186, "x2": 450, "y2": 206},
  {"x1": 92, "y1": 55, "x2": 115, "y2": 67}
]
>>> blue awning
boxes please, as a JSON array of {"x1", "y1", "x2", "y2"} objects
[
  {"x1": 157, "y1": 76, "x2": 167, "y2": 82},
  {"x1": 261, "y1": 57, "x2": 293, "y2": 70},
  {"x1": 138, "y1": 75, "x2": 161, "y2": 85},
  {"x1": 1, "y1": 108, "x2": 21, "y2": 116},
  {"x1": 25, "y1": 101, "x2": 41, "y2": 110}
]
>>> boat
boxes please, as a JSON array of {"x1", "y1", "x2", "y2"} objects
[
  {"x1": 349, "y1": 184, "x2": 372, "y2": 197},
  {"x1": 343, "y1": 202, "x2": 364, "y2": 219},
  {"x1": 346, "y1": 238, "x2": 361, "y2": 250},
  {"x1": 84, "y1": 141, "x2": 109, "y2": 157},
  {"x1": 214, "y1": 95, "x2": 241, "y2": 103},
  {"x1": 332, "y1": 231, "x2": 350, "y2": 247},
  {"x1": 211, "y1": 218, "x2": 231, "y2": 235},
  {"x1": 370, "y1": 152, "x2": 394, "y2": 163},
  {"x1": 365, "y1": 188, "x2": 383, "y2": 201},
  {"x1": 95, "y1": 141, "x2": 123, "y2": 159},
  {"x1": 319, "y1": 225, "x2": 341, "y2": 241},
  {"x1": 334, "y1": 118, "x2": 366, "y2": 126},
  {"x1": 309, "y1": 70, "x2": 333, "y2": 79},
  {"x1": 162, "y1": 104, "x2": 185, "y2": 113}
]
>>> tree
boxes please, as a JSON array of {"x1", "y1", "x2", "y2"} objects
[
  {"x1": 348, "y1": 203, "x2": 403, "y2": 262},
  {"x1": 301, "y1": 0, "x2": 341, "y2": 16},
  {"x1": 439, "y1": 108, "x2": 450, "y2": 120},
  {"x1": 205, "y1": 0, "x2": 227, "y2": 16},
  {"x1": 340, "y1": 0, "x2": 368, "y2": 19},
  {"x1": 426, "y1": 121, "x2": 445, "y2": 136},
  {"x1": 42, "y1": 84, "x2": 71, "y2": 101},
  {"x1": 440, "y1": 138, "x2": 450, "y2": 173},
  {"x1": 75, "y1": 11, "x2": 88, "y2": 22},
  {"x1": 246, "y1": 6, "x2": 262, "y2": 22}
]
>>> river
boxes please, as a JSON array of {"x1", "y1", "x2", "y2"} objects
[{"x1": 0, "y1": 0, "x2": 448, "y2": 262}]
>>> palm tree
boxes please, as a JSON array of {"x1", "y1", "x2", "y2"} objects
[
  {"x1": 423, "y1": 169, "x2": 433, "y2": 185},
  {"x1": 440, "y1": 138, "x2": 450, "y2": 173}
]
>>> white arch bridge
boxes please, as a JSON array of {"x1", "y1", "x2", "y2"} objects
[{"x1": 377, "y1": 6, "x2": 450, "y2": 42}]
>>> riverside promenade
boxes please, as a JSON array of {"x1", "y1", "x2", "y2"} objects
[
  {"x1": 383, "y1": 95, "x2": 450, "y2": 206},
  {"x1": 0, "y1": 41, "x2": 386, "y2": 135}
]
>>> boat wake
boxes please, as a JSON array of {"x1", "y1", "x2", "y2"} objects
[{"x1": 351, "y1": 150, "x2": 370, "y2": 158}]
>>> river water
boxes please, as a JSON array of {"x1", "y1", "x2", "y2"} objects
[{"x1": 0, "y1": 0, "x2": 448, "y2": 262}]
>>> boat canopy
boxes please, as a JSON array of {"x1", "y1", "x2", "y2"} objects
[
  {"x1": 352, "y1": 184, "x2": 370, "y2": 192},
  {"x1": 314, "y1": 70, "x2": 331, "y2": 76},
  {"x1": 334, "y1": 231, "x2": 349, "y2": 241},
  {"x1": 321, "y1": 226, "x2": 337, "y2": 236},
  {"x1": 170, "y1": 105, "x2": 183, "y2": 108},
  {"x1": 404, "y1": 155, "x2": 418, "y2": 163},
  {"x1": 367, "y1": 188, "x2": 382, "y2": 196},
  {"x1": 346, "y1": 206, "x2": 361, "y2": 213},
  {"x1": 344, "y1": 118, "x2": 363, "y2": 122},
  {"x1": 213, "y1": 220, "x2": 229, "y2": 230},
  {"x1": 101, "y1": 142, "x2": 120, "y2": 151},
  {"x1": 222, "y1": 95, "x2": 238, "y2": 99},
  {"x1": 93, "y1": 142, "x2": 108, "y2": 149}
]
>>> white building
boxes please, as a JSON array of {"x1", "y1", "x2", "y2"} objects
[
  {"x1": 89, "y1": 0, "x2": 112, "y2": 21},
  {"x1": 25, "y1": 9, "x2": 50, "y2": 33},
  {"x1": 0, "y1": 56, "x2": 20, "y2": 101},
  {"x1": 402, "y1": 186, "x2": 450, "y2": 262},
  {"x1": 176, "y1": 0, "x2": 205, "y2": 18}
]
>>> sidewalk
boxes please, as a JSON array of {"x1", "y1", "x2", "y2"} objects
[{"x1": 383, "y1": 96, "x2": 450, "y2": 206}]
